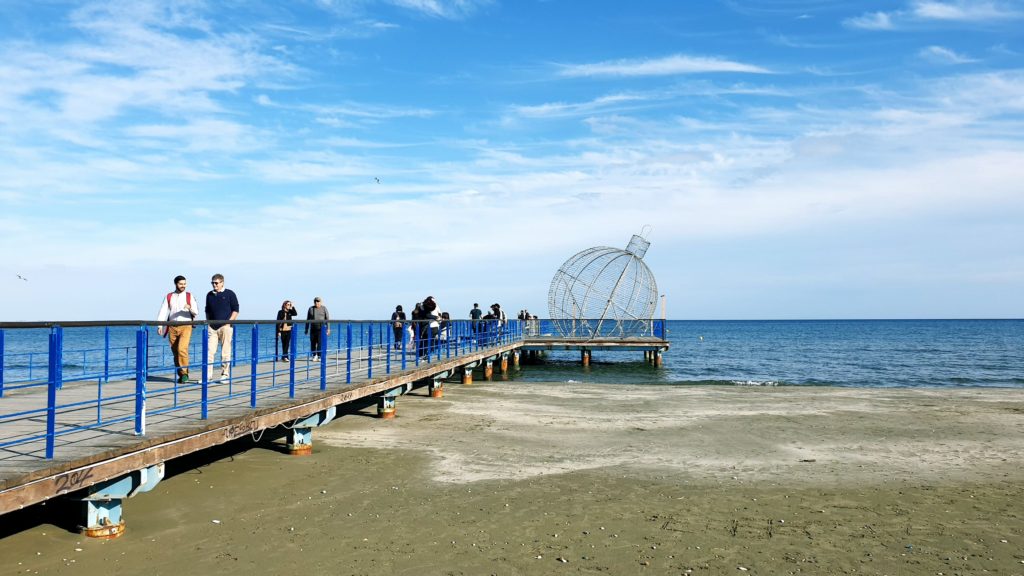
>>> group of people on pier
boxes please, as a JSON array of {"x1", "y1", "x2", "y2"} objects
[{"x1": 156, "y1": 274, "x2": 513, "y2": 385}]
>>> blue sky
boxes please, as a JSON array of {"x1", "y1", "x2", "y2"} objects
[{"x1": 1, "y1": 0, "x2": 1022, "y2": 321}]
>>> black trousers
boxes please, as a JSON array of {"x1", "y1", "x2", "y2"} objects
[
  {"x1": 309, "y1": 327, "x2": 322, "y2": 355},
  {"x1": 279, "y1": 330, "x2": 292, "y2": 358}
]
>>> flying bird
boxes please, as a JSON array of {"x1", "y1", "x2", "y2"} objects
[
  {"x1": 374, "y1": 177, "x2": 380, "y2": 184},
  {"x1": 17, "y1": 274, "x2": 28, "y2": 282}
]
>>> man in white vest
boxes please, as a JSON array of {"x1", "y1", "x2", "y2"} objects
[{"x1": 156, "y1": 275, "x2": 199, "y2": 383}]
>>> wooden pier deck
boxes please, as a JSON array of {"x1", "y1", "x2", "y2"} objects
[
  {"x1": 522, "y1": 336, "x2": 670, "y2": 352},
  {"x1": 0, "y1": 342, "x2": 521, "y2": 516}
]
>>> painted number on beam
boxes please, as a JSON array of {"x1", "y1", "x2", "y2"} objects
[{"x1": 54, "y1": 468, "x2": 95, "y2": 494}]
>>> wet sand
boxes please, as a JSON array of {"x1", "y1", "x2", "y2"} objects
[{"x1": 2, "y1": 383, "x2": 1024, "y2": 575}]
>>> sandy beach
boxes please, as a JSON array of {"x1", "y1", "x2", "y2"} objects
[{"x1": 2, "y1": 382, "x2": 1023, "y2": 575}]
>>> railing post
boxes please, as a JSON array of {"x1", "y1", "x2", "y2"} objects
[
  {"x1": 320, "y1": 323, "x2": 328, "y2": 390},
  {"x1": 251, "y1": 324, "x2": 259, "y2": 408},
  {"x1": 288, "y1": 324, "x2": 296, "y2": 397},
  {"x1": 201, "y1": 326, "x2": 209, "y2": 419},
  {"x1": 135, "y1": 326, "x2": 147, "y2": 436},
  {"x1": 231, "y1": 327, "x2": 237, "y2": 370},
  {"x1": 345, "y1": 323, "x2": 352, "y2": 384},
  {"x1": 0, "y1": 328, "x2": 5, "y2": 398},
  {"x1": 103, "y1": 326, "x2": 110, "y2": 383},
  {"x1": 386, "y1": 321, "x2": 392, "y2": 374},
  {"x1": 45, "y1": 326, "x2": 62, "y2": 459},
  {"x1": 401, "y1": 322, "x2": 407, "y2": 371},
  {"x1": 367, "y1": 323, "x2": 373, "y2": 379}
]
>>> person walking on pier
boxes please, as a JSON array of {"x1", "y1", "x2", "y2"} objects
[
  {"x1": 470, "y1": 302, "x2": 483, "y2": 334},
  {"x1": 391, "y1": 305, "x2": 406, "y2": 350},
  {"x1": 305, "y1": 297, "x2": 330, "y2": 361},
  {"x1": 423, "y1": 296, "x2": 442, "y2": 357},
  {"x1": 205, "y1": 273, "x2": 239, "y2": 383},
  {"x1": 277, "y1": 300, "x2": 298, "y2": 361},
  {"x1": 411, "y1": 301, "x2": 425, "y2": 356},
  {"x1": 156, "y1": 275, "x2": 199, "y2": 383}
]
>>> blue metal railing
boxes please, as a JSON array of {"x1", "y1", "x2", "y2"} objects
[{"x1": 0, "y1": 318, "x2": 523, "y2": 460}]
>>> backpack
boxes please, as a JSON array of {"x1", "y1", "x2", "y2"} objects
[
  {"x1": 162, "y1": 292, "x2": 194, "y2": 338},
  {"x1": 167, "y1": 292, "x2": 193, "y2": 308}
]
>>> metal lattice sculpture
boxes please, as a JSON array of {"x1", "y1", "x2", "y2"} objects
[{"x1": 548, "y1": 233, "x2": 659, "y2": 338}]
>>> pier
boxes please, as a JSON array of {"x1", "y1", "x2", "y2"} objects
[{"x1": 0, "y1": 318, "x2": 667, "y2": 538}]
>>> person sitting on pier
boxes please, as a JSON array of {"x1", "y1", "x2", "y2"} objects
[
  {"x1": 491, "y1": 303, "x2": 506, "y2": 340},
  {"x1": 305, "y1": 297, "x2": 330, "y2": 361},
  {"x1": 205, "y1": 273, "x2": 239, "y2": 383},
  {"x1": 276, "y1": 300, "x2": 298, "y2": 361},
  {"x1": 156, "y1": 275, "x2": 199, "y2": 383},
  {"x1": 439, "y1": 311, "x2": 451, "y2": 343},
  {"x1": 479, "y1": 312, "x2": 497, "y2": 346}
]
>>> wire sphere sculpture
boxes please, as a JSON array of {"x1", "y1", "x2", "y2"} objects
[{"x1": 547, "y1": 234, "x2": 659, "y2": 338}]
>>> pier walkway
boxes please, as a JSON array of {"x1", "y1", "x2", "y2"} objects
[{"x1": 0, "y1": 317, "x2": 667, "y2": 538}]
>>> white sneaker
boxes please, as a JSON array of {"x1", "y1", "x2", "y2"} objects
[{"x1": 219, "y1": 371, "x2": 229, "y2": 382}]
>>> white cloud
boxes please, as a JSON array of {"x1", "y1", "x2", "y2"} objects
[
  {"x1": 846, "y1": 1, "x2": 1023, "y2": 29},
  {"x1": 385, "y1": 0, "x2": 491, "y2": 19},
  {"x1": 844, "y1": 11, "x2": 897, "y2": 30},
  {"x1": 919, "y1": 45, "x2": 980, "y2": 63},
  {"x1": 912, "y1": 0, "x2": 1024, "y2": 21},
  {"x1": 512, "y1": 93, "x2": 649, "y2": 118},
  {"x1": 558, "y1": 54, "x2": 771, "y2": 78}
]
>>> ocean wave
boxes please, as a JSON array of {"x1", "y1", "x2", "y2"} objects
[{"x1": 730, "y1": 380, "x2": 780, "y2": 386}]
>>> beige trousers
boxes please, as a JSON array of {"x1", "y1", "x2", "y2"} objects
[
  {"x1": 167, "y1": 325, "x2": 193, "y2": 376},
  {"x1": 207, "y1": 325, "x2": 233, "y2": 378}
]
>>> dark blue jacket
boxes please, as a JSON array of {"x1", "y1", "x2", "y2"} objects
[{"x1": 205, "y1": 289, "x2": 239, "y2": 329}]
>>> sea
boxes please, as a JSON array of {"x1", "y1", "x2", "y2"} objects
[
  {"x1": 518, "y1": 319, "x2": 1024, "y2": 388},
  {"x1": 1, "y1": 319, "x2": 1022, "y2": 389}
]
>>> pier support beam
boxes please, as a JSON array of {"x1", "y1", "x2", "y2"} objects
[
  {"x1": 461, "y1": 361, "x2": 478, "y2": 385},
  {"x1": 378, "y1": 395, "x2": 396, "y2": 419},
  {"x1": 654, "y1": 350, "x2": 663, "y2": 367},
  {"x1": 500, "y1": 353, "x2": 509, "y2": 374},
  {"x1": 513, "y1": 350, "x2": 521, "y2": 370},
  {"x1": 429, "y1": 375, "x2": 445, "y2": 398},
  {"x1": 377, "y1": 383, "x2": 413, "y2": 419},
  {"x1": 286, "y1": 407, "x2": 337, "y2": 456},
  {"x1": 581, "y1": 350, "x2": 591, "y2": 367},
  {"x1": 71, "y1": 463, "x2": 165, "y2": 539},
  {"x1": 484, "y1": 359, "x2": 494, "y2": 380}
]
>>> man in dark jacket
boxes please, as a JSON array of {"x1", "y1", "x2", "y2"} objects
[{"x1": 205, "y1": 273, "x2": 239, "y2": 382}]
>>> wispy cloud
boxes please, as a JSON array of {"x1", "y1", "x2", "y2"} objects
[
  {"x1": 846, "y1": 1, "x2": 1023, "y2": 30},
  {"x1": 919, "y1": 45, "x2": 979, "y2": 63},
  {"x1": 512, "y1": 93, "x2": 650, "y2": 119},
  {"x1": 557, "y1": 54, "x2": 771, "y2": 78},
  {"x1": 912, "y1": 0, "x2": 1024, "y2": 21},
  {"x1": 385, "y1": 0, "x2": 491, "y2": 19}
]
